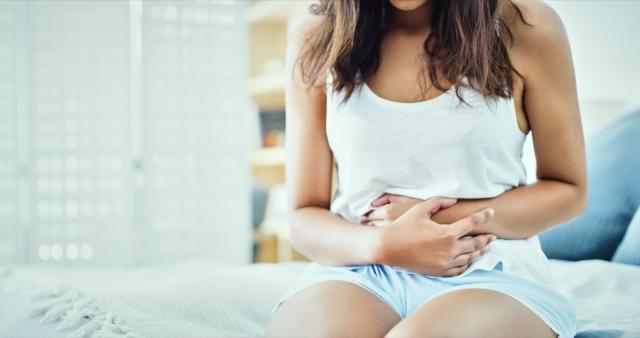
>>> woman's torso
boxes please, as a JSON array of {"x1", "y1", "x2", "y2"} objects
[
  {"x1": 326, "y1": 78, "x2": 528, "y2": 221},
  {"x1": 324, "y1": 29, "x2": 552, "y2": 284}
]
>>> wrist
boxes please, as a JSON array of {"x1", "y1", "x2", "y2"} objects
[{"x1": 367, "y1": 225, "x2": 388, "y2": 265}]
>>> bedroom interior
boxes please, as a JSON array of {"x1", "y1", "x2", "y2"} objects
[{"x1": 0, "y1": 0, "x2": 639, "y2": 337}]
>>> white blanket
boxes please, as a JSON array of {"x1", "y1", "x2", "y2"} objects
[{"x1": 0, "y1": 259, "x2": 638, "y2": 337}]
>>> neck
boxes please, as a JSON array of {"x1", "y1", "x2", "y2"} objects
[{"x1": 388, "y1": 1, "x2": 434, "y2": 34}]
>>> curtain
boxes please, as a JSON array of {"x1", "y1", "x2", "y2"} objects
[{"x1": 0, "y1": 0, "x2": 251, "y2": 265}]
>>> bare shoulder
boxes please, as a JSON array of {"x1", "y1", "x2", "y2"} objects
[
  {"x1": 287, "y1": 14, "x2": 325, "y2": 52},
  {"x1": 501, "y1": 0, "x2": 571, "y2": 77},
  {"x1": 502, "y1": 0, "x2": 566, "y2": 38},
  {"x1": 285, "y1": 13, "x2": 327, "y2": 89}
]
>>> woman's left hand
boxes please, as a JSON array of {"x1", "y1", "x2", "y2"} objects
[{"x1": 362, "y1": 193, "x2": 424, "y2": 226}]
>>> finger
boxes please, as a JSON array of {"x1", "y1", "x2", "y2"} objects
[
  {"x1": 448, "y1": 208, "x2": 494, "y2": 237},
  {"x1": 367, "y1": 206, "x2": 389, "y2": 220},
  {"x1": 371, "y1": 194, "x2": 392, "y2": 207},
  {"x1": 451, "y1": 244, "x2": 491, "y2": 267},
  {"x1": 360, "y1": 209, "x2": 374, "y2": 223},
  {"x1": 407, "y1": 197, "x2": 457, "y2": 218},
  {"x1": 451, "y1": 253, "x2": 472, "y2": 267},
  {"x1": 454, "y1": 234, "x2": 496, "y2": 255},
  {"x1": 372, "y1": 220, "x2": 389, "y2": 227},
  {"x1": 385, "y1": 194, "x2": 411, "y2": 203},
  {"x1": 444, "y1": 263, "x2": 470, "y2": 276},
  {"x1": 371, "y1": 193, "x2": 410, "y2": 207},
  {"x1": 364, "y1": 220, "x2": 388, "y2": 227}
]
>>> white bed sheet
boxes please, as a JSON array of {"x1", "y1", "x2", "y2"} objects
[{"x1": 0, "y1": 259, "x2": 638, "y2": 337}]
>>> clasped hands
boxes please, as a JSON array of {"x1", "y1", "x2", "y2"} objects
[{"x1": 362, "y1": 194, "x2": 497, "y2": 277}]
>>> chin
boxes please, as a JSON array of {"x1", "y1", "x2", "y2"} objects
[{"x1": 388, "y1": 0, "x2": 430, "y2": 11}]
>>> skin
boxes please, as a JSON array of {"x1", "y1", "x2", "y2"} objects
[{"x1": 267, "y1": 0, "x2": 586, "y2": 337}]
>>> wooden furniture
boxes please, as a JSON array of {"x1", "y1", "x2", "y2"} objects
[{"x1": 247, "y1": 0, "x2": 311, "y2": 263}]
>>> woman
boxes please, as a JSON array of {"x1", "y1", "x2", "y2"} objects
[{"x1": 267, "y1": 0, "x2": 586, "y2": 337}]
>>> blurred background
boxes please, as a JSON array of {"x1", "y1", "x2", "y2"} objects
[{"x1": 0, "y1": 0, "x2": 638, "y2": 267}]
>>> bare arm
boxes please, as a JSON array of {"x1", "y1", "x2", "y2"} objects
[
  {"x1": 285, "y1": 16, "x2": 382, "y2": 265},
  {"x1": 431, "y1": 2, "x2": 587, "y2": 238}
]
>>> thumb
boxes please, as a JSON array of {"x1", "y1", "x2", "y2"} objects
[
  {"x1": 371, "y1": 194, "x2": 411, "y2": 207},
  {"x1": 371, "y1": 194, "x2": 392, "y2": 207},
  {"x1": 407, "y1": 197, "x2": 457, "y2": 218}
]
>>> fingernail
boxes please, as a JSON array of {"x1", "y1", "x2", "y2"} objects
[
  {"x1": 490, "y1": 235, "x2": 497, "y2": 241},
  {"x1": 487, "y1": 208, "x2": 495, "y2": 217}
]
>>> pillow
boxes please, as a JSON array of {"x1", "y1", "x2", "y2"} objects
[
  {"x1": 612, "y1": 207, "x2": 640, "y2": 265},
  {"x1": 539, "y1": 109, "x2": 640, "y2": 261}
]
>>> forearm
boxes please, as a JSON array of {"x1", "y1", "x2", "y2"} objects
[
  {"x1": 289, "y1": 207, "x2": 383, "y2": 266},
  {"x1": 431, "y1": 179, "x2": 587, "y2": 239}
]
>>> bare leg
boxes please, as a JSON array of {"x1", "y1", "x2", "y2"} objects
[
  {"x1": 266, "y1": 280, "x2": 401, "y2": 338},
  {"x1": 386, "y1": 288, "x2": 557, "y2": 338}
]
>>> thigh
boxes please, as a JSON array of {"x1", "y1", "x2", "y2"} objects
[
  {"x1": 266, "y1": 280, "x2": 401, "y2": 338},
  {"x1": 386, "y1": 288, "x2": 557, "y2": 338}
]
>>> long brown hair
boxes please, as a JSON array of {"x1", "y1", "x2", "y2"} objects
[{"x1": 299, "y1": 0, "x2": 528, "y2": 103}]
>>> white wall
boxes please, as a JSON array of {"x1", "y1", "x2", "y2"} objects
[
  {"x1": 523, "y1": 1, "x2": 639, "y2": 181},
  {"x1": 0, "y1": 0, "x2": 253, "y2": 265},
  {"x1": 548, "y1": 0, "x2": 640, "y2": 132}
]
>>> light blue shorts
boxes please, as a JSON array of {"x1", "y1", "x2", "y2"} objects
[{"x1": 273, "y1": 263, "x2": 576, "y2": 338}]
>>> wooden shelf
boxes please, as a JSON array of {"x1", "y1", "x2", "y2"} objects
[
  {"x1": 247, "y1": 1, "x2": 311, "y2": 263},
  {"x1": 250, "y1": 74, "x2": 284, "y2": 97},
  {"x1": 250, "y1": 74, "x2": 285, "y2": 110},
  {"x1": 251, "y1": 147, "x2": 285, "y2": 167}
]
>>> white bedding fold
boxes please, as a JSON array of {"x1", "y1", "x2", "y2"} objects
[
  {"x1": 1, "y1": 260, "x2": 638, "y2": 338},
  {"x1": 1, "y1": 261, "x2": 304, "y2": 337}
]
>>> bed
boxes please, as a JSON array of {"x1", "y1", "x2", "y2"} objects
[{"x1": 0, "y1": 259, "x2": 638, "y2": 337}]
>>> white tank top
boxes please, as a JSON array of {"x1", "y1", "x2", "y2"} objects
[{"x1": 325, "y1": 75, "x2": 553, "y2": 284}]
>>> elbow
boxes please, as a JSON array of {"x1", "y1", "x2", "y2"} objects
[
  {"x1": 577, "y1": 189, "x2": 588, "y2": 215},
  {"x1": 287, "y1": 209, "x2": 301, "y2": 248},
  {"x1": 569, "y1": 182, "x2": 588, "y2": 220},
  {"x1": 287, "y1": 208, "x2": 306, "y2": 253},
  {"x1": 286, "y1": 202, "x2": 328, "y2": 252}
]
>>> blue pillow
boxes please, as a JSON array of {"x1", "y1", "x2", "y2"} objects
[
  {"x1": 612, "y1": 207, "x2": 640, "y2": 265},
  {"x1": 539, "y1": 109, "x2": 640, "y2": 261}
]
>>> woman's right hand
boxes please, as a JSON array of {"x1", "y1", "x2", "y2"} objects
[{"x1": 375, "y1": 197, "x2": 496, "y2": 277}]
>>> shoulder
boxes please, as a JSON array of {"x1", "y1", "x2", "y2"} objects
[
  {"x1": 287, "y1": 14, "x2": 325, "y2": 53},
  {"x1": 501, "y1": 0, "x2": 571, "y2": 77},
  {"x1": 285, "y1": 14, "x2": 328, "y2": 89},
  {"x1": 501, "y1": 0, "x2": 566, "y2": 39}
]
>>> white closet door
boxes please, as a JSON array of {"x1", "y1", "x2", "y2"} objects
[
  {"x1": 1, "y1": 0, "x2": 251, "y2": 265},
  {"x1": 27, "y1": 0, "x2": 134, "y2": 265},
  {"x1": 0, "y1": 1, "x2": 19, "y2": 263},
  {"x1": 138, "y1": 0, "x2": 251, "y2": 264}
]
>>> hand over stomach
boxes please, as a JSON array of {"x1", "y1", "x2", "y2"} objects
[{"x1": 366, "y1": 196, "x2": 496, "y2": 277}]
